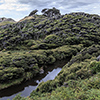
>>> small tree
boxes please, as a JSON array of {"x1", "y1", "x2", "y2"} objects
[
  {"x1": 41, "y1": 8, "x2": 48, "y2": 13},
  {"x1": 41, "y1": 7, "x2": 61, "y2": 18},
  {"x1": 29, "y1": 9, "x2": 38, "y2": 16}
]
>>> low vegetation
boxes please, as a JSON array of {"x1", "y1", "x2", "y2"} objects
[{"x1": 0, "y1": 8, "x2": 100, "y2": 99}]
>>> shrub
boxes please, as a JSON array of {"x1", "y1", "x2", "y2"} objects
[
  {"x1": 89, "y1": 61, "x2": 100, "y2": 74},
  {"x1": 0, "y1": 67, "x2": 24, "y2": 83},
  {"x1": 44, "y1": 34, "x2": 58, "y2": 44},
  {"x1": 65, "y1": 37, "x2": 83, "y2": 45}
]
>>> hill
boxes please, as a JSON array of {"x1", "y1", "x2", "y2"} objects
[
  {"x1": 0, "y1": 17, "x2": 15, "y2": 26},
  {"x1": 0, "y1": 8, "x2": 100, "y2": 100}
]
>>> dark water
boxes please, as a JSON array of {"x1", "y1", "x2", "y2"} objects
[{"x1": 0, "y1": 60, "x2": 68, "y2": 100}]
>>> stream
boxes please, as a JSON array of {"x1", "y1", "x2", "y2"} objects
[{"x1": 0, "y1": 60, "x2": 68, "y2": 100}]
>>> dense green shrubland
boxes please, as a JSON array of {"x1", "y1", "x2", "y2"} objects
[
  {"x1": 0, "y1": 9, "x2": 100, "y2": 99},
  {"x1": 28, "y1": 45, "x2": 100, "y2": 99},
  {"x1": 0, "y1": 12, "x2": 100, "y2": 51},
  {"x1": 13, "y1": 45, "x2": 100, "y2": 100},
  {"x1": 0, "y1": 44, "x2": 81, "y2": 90}
]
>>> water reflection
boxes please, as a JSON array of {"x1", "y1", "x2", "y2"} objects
[{"x1": 0, "y1": 60, "x2": 68, "y2": 100}]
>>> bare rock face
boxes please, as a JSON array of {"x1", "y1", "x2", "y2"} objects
[{"x1": 0, "y1": 17, "x2": 15, "y2": 23}]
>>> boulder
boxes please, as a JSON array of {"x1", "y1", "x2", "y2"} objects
[{"x1": 97, "y1": 55, "x2": 100, "y2": 61}]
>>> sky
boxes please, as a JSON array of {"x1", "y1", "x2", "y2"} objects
[{"x1": 0, "y1": 0, "x2": 100, "y2": 21}]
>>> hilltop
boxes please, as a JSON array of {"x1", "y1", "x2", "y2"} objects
[
  {"x1": 0, "y1": 17, "x2": 15, "y2": 26},
  {"x1": 0, "y1": 8, "x2": 100, "y2": 100}
]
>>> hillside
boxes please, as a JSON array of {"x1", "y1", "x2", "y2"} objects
[
  {"x1": 0, "y1": 17, "x2": 15, "y2": 26},
  {"x1": 0, "y1": 8, "x2": 100, "y2": 100}
]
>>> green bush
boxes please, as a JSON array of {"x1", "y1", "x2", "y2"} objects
[
  {"x1": 65, "y1": 37, "x2": 83, "y2": 45},
  {"x1": 89, "y1": 61, "x2": 100, "y2": 74},
  {"x1": 0, "y1": 67, "x2": 24, "y2": 83},
  {"x1": 44, "y1": 34, "x2": 59, "y2": 44}
]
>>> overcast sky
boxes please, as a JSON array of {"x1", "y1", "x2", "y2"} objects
[{"x1": 0, "y1": 0, "x2": 100, "y2": 21}]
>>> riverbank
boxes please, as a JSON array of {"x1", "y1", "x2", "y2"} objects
[
  {"x1": 0, "y1": 59, "x2": 68, "y2": 100},
  {"x1": 0, "y1": 44, "x2": 79, "y2": 91},
  {"x1": 13, "y1": 45, "x2": 100, "y2": 100}
]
